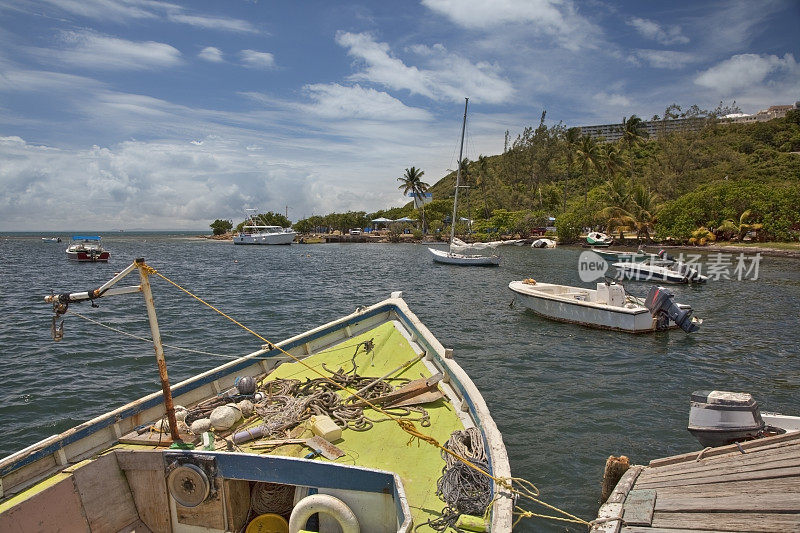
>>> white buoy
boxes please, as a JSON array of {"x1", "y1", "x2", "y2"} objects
[
  {"x1": 190, "y1": 418, "x2": 212, "y2": 435},
  {"x1": 210, "y1": 405, "x2": 241, "y2": 430}
]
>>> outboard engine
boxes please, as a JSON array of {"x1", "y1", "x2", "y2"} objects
[
  {"x1": 644, "y1": 286, "x2": 700, "y2": 332},
  {"x1": 688, "y1": 390, "x2": 765, "y2": 447}
]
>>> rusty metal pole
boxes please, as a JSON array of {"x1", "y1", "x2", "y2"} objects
[{"x1": 135, "y1": 258, "x2": 181, "y2": 443}]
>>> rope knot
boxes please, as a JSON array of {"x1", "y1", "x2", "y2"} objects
[{"x1": 398, "y1": 419, "x2": 439, "y2": 447}]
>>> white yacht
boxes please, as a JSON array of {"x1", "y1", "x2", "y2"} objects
[{"x1": 233, "y1": 209, "x2": 296, "y2": 245}]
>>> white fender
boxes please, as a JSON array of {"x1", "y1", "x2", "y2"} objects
[{"x1": 289, "y1": 494, "x2": 360, "y2": 533}]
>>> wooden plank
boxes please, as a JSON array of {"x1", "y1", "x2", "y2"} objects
[
  {"x1": 651, "y1": 477, "x2": 800, "y2": 497},
  {"x1": 115, "y1": 449, "x2": 164, "y2": 471},
  {"x1": 224, "y1": 479, "x2": 251, "y2": 532},
  {"x1": 606, "y1": 466, "x2": 643, "y2": 504},
  {"x1": 651, "y1": 511, "x2": 800, "y2": 531},
  {"x1": 622, "y1": 489, "x2": 656, "y2": 526},
  {"x1": 0, "y1": 476, "x2": 90, "y2": 533},
  {"x1": 175, "y1": 477, "x2": 225, "y2": 529},
  {"x1": 649, "y1": 432, "x2": 800, "y2": 468},
  {"x1": 636, "y1": 465, "x2": 800, "y2": 489},
  {"x1": 641, "y1": 446, "x2": 800, "y2": 479},
  {"x1": 623, "y1": 527, "x2": 725, "y2": 533},
  {"x1": 118, "y1": 519, "x2": 154, "y2": 533},
  {"x1": 655, "y1": 490, "x2": 800, "y2": 512},
  {"x1": 125, "y1": 469, "x2": 171, "y2": 533},
  {"x1": 638, "y1": 456, "x2": 800, "y2": 484},
  {"x1": 71, "y1": 452, "x2": 139, "y2": 533}
]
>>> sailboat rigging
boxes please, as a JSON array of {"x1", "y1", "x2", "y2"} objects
[{"x1": 429, "y1": 98, "x2": 500, "y2": 266}]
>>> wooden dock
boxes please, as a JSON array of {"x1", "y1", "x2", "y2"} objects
[{"x1": 592, "y1": 432, "x2": 800, "y2": 532}]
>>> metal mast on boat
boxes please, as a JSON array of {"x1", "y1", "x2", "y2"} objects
[
  {"x1": 45, "y1": 258, "x2": 182, "y2": 443},
  {"x1": 449, "y1": 97, "x2": 468, "y2": 251}
]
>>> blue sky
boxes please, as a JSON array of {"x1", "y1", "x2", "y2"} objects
[{"x1": 1, "y1": 0, "x2": 798, "y2": 230}]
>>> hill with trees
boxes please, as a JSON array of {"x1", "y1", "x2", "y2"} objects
[{"x1": 285, "y1": 104, "x2": 800, "y2": 243}]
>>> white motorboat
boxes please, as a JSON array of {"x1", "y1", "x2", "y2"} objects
[
  {"x1": 509, "y1": 280, "x2": 701, "y2": 333},
  {"x1": 586, "y1": 231, "x2": 612, "y2": 247},
  {"x1": 0, "y1": 260, "x2": 514, "y2": 532},
  {"x1": 233, "y1": 209, "x2": 296, "y2": 245},
  {"x1": 430, "y1": 98, "x2": 500, "y2": 267},
  {"x1": 65, "y1": 235, "x2": 110, "y2": 262},
  {"x1": 613, "y1": 250, "x2": 707, "y2": 284},
  {"x1": 42, "y1": 237, "x2": 61, "y2": 243},
  {"x1": 688, "y1": 390, "x2": 800, "y2": 447},
  {"x1": 531, "y1": 238, "x2": 556, "y2": 248}
]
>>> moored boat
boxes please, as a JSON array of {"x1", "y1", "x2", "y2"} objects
[
  {"x1": 613, "y1": 250, "x2": 707, "y2": 284},
  {"x1": 429, "y1": 246, "x2": 501, "y2": 265},
  {"x1": 233, "y1": 209, "x2": 296, "y2": 245},
  {"x1": 593, "y1": 248, "x2": 649, "y2": 262},
  {"x1": 586, "y1": 231, "x2": 612, "y2": 247},
  {"x1": 0, "y1": 260, "x2": 513, "y2": 532},
  {"x1": 531, "y1": 238, "x2": 556, "y2": 248},
  {"x1": 509, "y1": 280, "x2": 700, "y2": 333},
  {"x1": 41, "y1": 237, "x2": 61, "y2": 243},
  {"x1": 65, "y1": 235, "x2": 110, "y2": 262}
]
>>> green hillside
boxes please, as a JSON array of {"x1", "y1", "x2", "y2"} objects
[{"x1": 292, "y1": 106, "x2": 800, "y2": 243}]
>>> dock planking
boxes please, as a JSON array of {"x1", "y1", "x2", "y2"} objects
[{"x1": 592, "y1": 432, "x2": 800, "y2": 532}]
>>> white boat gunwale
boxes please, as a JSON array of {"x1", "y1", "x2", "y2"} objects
[{"x1": 0, "y1": 295, "x2": 512, "y2": 530}]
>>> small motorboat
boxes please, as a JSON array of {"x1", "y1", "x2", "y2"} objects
[
  {"x1": 613, "y1": 250, "x2": 707, "y2": 284},
  {"x1": 42, "y1": 237, "x2": 62, "y2": 243},
  {"x1": 593, "y1": 249, "x2": 649, "y2": 262},
  {"x1": 531, "y1": 238, "x2": 556, "y2": 248},
  {"x1": 509, "y1": 280, "x2": 701, "y2": 333},
  {"x1": 65, "y1": 235, "x2": 110, "y2": 262},
  {"x1": 688, "y1": 390, "x2": 800, "y2": 447},
  {"x1": 586, "y1": 231, "x2": 612, "y2": 247}
]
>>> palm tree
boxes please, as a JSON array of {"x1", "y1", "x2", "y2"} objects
[
  {"x1": 397, "y1": 166, "x2": 430, "y2": 233},
  {"x1": 597, "y1": 143, "x2": 625, "y2": 180},
  {"x1": 715, "y1": 210, "x2": 763, "y2": 241},
  {"x1": 597, "y1": 183, "x2": 659, "y2": 241},
  {"x1": 619, "y1": 115, "x2": 648, "y2": 178},
  {"x1": 563, "y1": 127, "x2": 581, "y2": 212},
  {"x1": 476, "y1": 155, "x2": 491, "y2": 218},
  {"x1": 575, "y1": 135, "x2": 600, "y2": 207}
]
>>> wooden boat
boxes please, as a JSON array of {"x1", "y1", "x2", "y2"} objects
[
  {"x1": 593, "y1": 249, "x2": 648, "y2": 262},
  {"x1": 586, "y1": 231, "x2": 612, "y2": 247},
  {"x1": 0, "y1": 259, "x2": 512, "y2": 532},
  {"x1": 430, "y1": 98, "x2": 500, "y2": 267},
  {"x1": 508, "y1": 280, "x2": 700, "y2": 333},
  {"x1": 65, "y1": 235, "x2": 110, "y2": 262},
  {"x1": 233, "y1": 208, "x2": 296, "y2": 245}
]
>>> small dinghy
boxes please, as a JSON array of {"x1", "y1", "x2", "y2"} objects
[
  {"x1": 509, "y1": 280, "x2": 701, "y2": 333},
  {"x1": 593, "y1": 248, "x2": 648, "y2": 262},
  {"x1": 688, "y1": 390, "x2": 800, "y2": 447},
  {"x1": 613, "y1": 250, "x2": 707, "y2": 284},
  {"x1": 586, "y1": 231, "x2": 612, "y2": 247},
  {"x1": 0, "y1": 259, "x2": 514, "y2": 532},
  {"x1": 531, "y1": 238, "x2": 556, "y2": 248}
]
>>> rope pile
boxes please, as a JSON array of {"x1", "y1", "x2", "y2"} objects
[{"x1": 251, "y1": 482, "x2": 295, "y2": 516}]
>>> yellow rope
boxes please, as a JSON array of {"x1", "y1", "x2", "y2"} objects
[{"x1": 140, "y1": 262, "x2": 590, "y2": 527}]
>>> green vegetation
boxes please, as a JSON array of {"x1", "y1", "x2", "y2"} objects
[
  {"x1": 210, "y1": 219, "x2": 232, "y2": 235},
  {"x1": 279, "y1": 105, "x2": 800, "y2": 243}
]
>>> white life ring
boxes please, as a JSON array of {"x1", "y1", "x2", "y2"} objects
[{"x1": 289, "y1": 494, "x2": 360, "y2": 533}]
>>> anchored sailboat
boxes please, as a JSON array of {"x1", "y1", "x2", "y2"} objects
[{"x1": 429, "y1": 98, "x2": 500, "y2": 266}]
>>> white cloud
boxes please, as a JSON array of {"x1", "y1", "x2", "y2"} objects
[
  {"x1": 695, "y1": 53, "x2": 799, "y2": 92},
  {"x1": 593, "y1": 92, "x2": 632, "y2": 108},
  {"x1": 633, "y1": 49, "x2": 697, "y2": 69},
  {"x1": 421, "y1": 0, "x2": 599, "y2": 51},
  {"x1": 627, "y1": 17, "x2": 689, "y2": 46},
  {"x1": 198, "y1": 46, "x2": 223, "y2": 63},
  {"x1": 335, "y1": 32, "x2": 514, "y2": 104},
  {"x1": 239, "y1": 49, "x2": 276, "y2": 69},
  {"x1": 167, "y1": 13, "x2": 258, "y2": 33},
  {"x1": 45, "y1": 31, "x2": 181, "y2": 70},
  {"x1": 300, "y1": 84, "x2": 432, "y2": 121}
]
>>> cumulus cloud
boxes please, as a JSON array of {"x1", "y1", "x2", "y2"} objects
[
  {"x1": 42, "y1": 31, "x2": 181, "y2": 70},
  {"x1": 335, "y1": 32, "x2": 514, "y2": 104},
  {"x1": 421, "y1": 0, "x2": 598, "y2": 50},
  {"x1": 695, "y1": 53, "x2": 799, "y2": 92},
  {"x1": 300, "y1": 84, "x2": 432, "y2": 121},
  {"x1": 633, "y1": 49, "x2": 697, "y2": 69},
  {"x1": 239, "y1": 49, "x2": 276, "y2": 69},
  {"x1": 627, "y1": 17, "x2": 689, "y2": 46},
  {"x1": 198, "y1": 46, "x2": 224, "y2": 63}
]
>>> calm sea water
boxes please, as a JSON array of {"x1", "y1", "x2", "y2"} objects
[{"x1": 1, "y1": 233, "x2": 798, "y2": 531}]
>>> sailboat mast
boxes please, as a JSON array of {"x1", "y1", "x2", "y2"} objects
[{"x1": 451, "y1": 97, "x2": 468, "y2": 244}]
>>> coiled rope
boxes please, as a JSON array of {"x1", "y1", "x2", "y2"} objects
[{"x1": 138, "y1": 262, "x2": 590, "y2": 528}]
